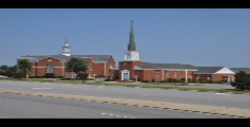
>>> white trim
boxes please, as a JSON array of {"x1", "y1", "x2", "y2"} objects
[
  {"x1": 134, "y1": 68, "x2": 197, "y2": 71},
  {"x1": 121, "y1": 70, "x2": 130, "y2": 80},
  {"x1": 33, "y1": 66, "x2": 65, "y2": 68},
  {"x1": 162, "y1": 69, "x2": 164, "y2": 81},
  {"x1": 194, "y1": 73, "x2": 214, "y2": 74},
  {"x1": 62, "y1": 62, "x2": 64, "y2": 76},
  {"x1": 215, "y1": 67, "x2": 235, "y2": 74},
  {"x1": 36, "y1": 56, "x2": 63, "y2": 62},
  {"x1": 54, "y1": 66, "x2": 65, "y2": 68},
  {"x1": 185, "y1": 70, "x2": 188, "y2": 83},
  {"x1": 33, "y1": 66, "x2": 45, "y2": 68},
  {"x1": 104, "y1": 63, "x2": 106, "y2": 76}
]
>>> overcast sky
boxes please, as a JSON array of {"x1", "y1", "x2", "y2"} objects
[{"x1": 1, "y1": 8, "x2": 250, "y2": 68}]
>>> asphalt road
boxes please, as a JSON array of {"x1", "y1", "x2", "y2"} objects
[
  {"x1": 0, "y1": 92, "x2": 230, "y2": 118},
  {"x1": 0, "y1": 81, "x2": 249, "y2": 109}
]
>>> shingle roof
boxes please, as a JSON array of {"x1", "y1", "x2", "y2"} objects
[
  {"x1": 231, "y1": 68, "x2": 250, "y2": 74},
  {"x1": 20, "y1": 55, "x2": 112, "y2": 63},
  {"x1": 194, "y1": 67, "x2": 224, "y2": 74},
  {"x1": 135, "y1": 62, "x2": 198, "y2": 70}
]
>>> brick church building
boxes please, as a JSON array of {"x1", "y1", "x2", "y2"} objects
[
  {"x1": 115, "y1": 21, "x2": 236, "y2": 83},
  {"x1": 18, "y1": 38, "x2": 116, "y2": 78},
  {"x1": 19, "y1": 21, "x2": 236, "y2": 83}
]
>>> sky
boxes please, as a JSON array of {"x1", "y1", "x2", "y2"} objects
[{"x1": 1, "y1": 8, "x2": 250, "y2": 68}]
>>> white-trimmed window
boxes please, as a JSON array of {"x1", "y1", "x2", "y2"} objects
[
  {"x1": 165, "y1": 71, "x2": 169, "y2": 78},
  {"x1": 156, "y1": 71, "x2": 160, "y2": 77}
]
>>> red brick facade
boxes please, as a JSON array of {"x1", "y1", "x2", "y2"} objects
[
  {"x1": 19, "y1": 55, "x2": 116, "y2": 78},
  {"x1": 116, "y1": 61, "x2": 199, "y2": 82},
  {"x1": 115, "y1": 60, "x2": 236, "y2": 82}
]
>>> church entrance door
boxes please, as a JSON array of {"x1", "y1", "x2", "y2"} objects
[{"x1": 121, "y1": 70, "x2": 130, "y2": 81}]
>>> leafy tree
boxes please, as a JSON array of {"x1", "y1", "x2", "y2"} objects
[
  {"x1": 0, "y1": 65, "x2": 18, "y2": 77},
  {"x1": 0, "y1": 65, "x2": 8, "y2": 71},
  {"x1": 18, "y1": 59, "x2": 32, "y2": 79},
  {"x1": 231, "y1": 71, "x2": 250, "y2": 90},
  {"x1": 8, "y1": 65, "x2": 17, "y2": 73},
  {"x1": 65, "y1": 57, "x2": 89, "y2": 78}
]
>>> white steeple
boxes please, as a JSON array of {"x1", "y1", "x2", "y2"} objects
[
  {"x1": 61, "y1": 38, "x2": 71, "y2": 56},
  {"x1": 124, "y1": 20, "x2": 140, "y2": 61}
]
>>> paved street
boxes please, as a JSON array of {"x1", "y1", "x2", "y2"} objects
[
  {"x1": 0, "y1": 81, "x2": 249, "y2": 109},
  {"x1": 0, "y1": 80, "x2": 249, "y2": 118},
  {"x1": 0, "y1": 92, "x2": 231, "y2": 118}
]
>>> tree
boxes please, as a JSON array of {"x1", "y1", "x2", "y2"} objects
[
  {"x1": 231, "y1": 71, "x2": 250, "y2": 90},
  {"x1": 0, "y1": 65, "x2": 8, "y2": 75},
  {"x1": 18, "y1": 59, "x2": 32, "y2": 79},
  {"x1": 65, "y1": 57, "x2": 89, "y2": 78},
  {"x1": 0, "y1": 65, "x2": 8, "y2": 71},
  {"x1": 0, "y1": 65, "x2": 17, "y2": 77}
]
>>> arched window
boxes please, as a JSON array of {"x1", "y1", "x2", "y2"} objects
[{"x1": 46, "y1": 64, "x2": 55, "y2": 73}]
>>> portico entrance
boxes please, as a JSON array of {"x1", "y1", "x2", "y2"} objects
[
  {"x1": 121, "y1": 70, "x2": 130, "y2": 81},
  {"x1": 223, "y1": 76, "x2": 231, "y2": 85}
]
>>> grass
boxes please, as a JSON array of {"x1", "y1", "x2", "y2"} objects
[{"x1": 1, "y1": 78, "x2": 250, "y2": 94}]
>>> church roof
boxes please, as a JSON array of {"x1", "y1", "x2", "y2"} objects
[
  {"x1": 128, "y1": 20, "x2": 137, "y2": 51},
  {"x1": 231, "y1": 68, "x2": 250, "y2": 74},
  {"x1": 194, "y1": 67, "x2": 225, "y2": 74},
  {"x1": 134, "y1": 62, "x2": 198, "y2": 70},
  {"x1": 20, "y1": 55, "x2": 113, "y2": 63}
]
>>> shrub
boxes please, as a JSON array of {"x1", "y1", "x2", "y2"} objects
[
  {"x1": 142, "y1": 80, "x2": 150, "y2": 83},
  {"x1": 55, "y1": 76, "x2": 63, "y2": 78},
  {"x1": 208, "y1": 79, "x2": 214, "y2": 83},
  {"x1": 44, "y1": 73, "x2": 55, "y2": 78},
  {"x1": 30, "y1": 76, "x2": 45, "y2": 78},
  {"x1": 175, "y1": 80, "x2": 182, "y2": 83},
  {"x1": 161, "y1": 80, "x2": 169, "y2": 83},
  {"x1": 167, "y1": 78, "x2": 175, "y2": 82},
  {"x1": 61, "y1": 77, "x2": 71, "y2": 80},
  {"x1": 13, "y1": 72, "x2": 25, "y2": 78},
  {"x1": 76, "y1": 73, "x2": 89, "y2": 80},
  {"x1": 198, "y1": 80, "x2": 206, "y2": 83}
]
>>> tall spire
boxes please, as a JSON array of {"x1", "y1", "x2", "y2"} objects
[
  {"x1": 128, "y1": 20, "x2": 137, "y2": 51},
  {"x1": 62, "y1": 38, "x2": 71, "y2": 56}
]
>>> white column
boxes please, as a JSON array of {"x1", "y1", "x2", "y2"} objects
[
  {"x1": 162, "y1": 69, "x2": 164, "y2": 81},
  {"x1": 185, "y1": 70, "x2": 188, "y2": 83}
]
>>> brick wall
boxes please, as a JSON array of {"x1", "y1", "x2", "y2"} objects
[{"x1": 20, "y1": 56, "x2": 116, "y2": 78}]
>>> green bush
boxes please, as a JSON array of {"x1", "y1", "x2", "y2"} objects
[
  {"x1": 161, "y1": 80, "x2": 169, "y2": 83},
  {"x1": 142, "y1": 80, "x2": 150, "y2": 83},
  {"x1": 198, "y1": 80, "x2": 206, "y2": 83},
  {"x1": 44, "y1": 73, "x2": 55, "y2": 78},
  {"x1": 167, "y1": 78, "x2": 176, "y2": 82},
  {"x1": 208, "y1": 79, "x2": 214, "y2": 83},
  {"x1": 76, "y1": 73, "x2": 89, "y2": 80},
  {"x1": 13, "y1": 72, "x2": 25, "y2": 78},
  {"x1": 30, "y1": 76, "x2": 45, "y2": 78}
]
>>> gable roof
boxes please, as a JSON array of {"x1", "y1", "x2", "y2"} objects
[
  {"x1": 194, "y1": 67, "x2": 235, "y2": 74},
  {"x1": 19, "y1": 55, "x2": 113, "y2": 63},
  {"x1": 231, "y1": 68, "x2": 250, "y2": 74},
  {"x1": 134, "y1": 62, "x2": 198, "y2": 70},
  {"x1": 194, "y1": 67, "x2": 224, "y2": 74}
]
